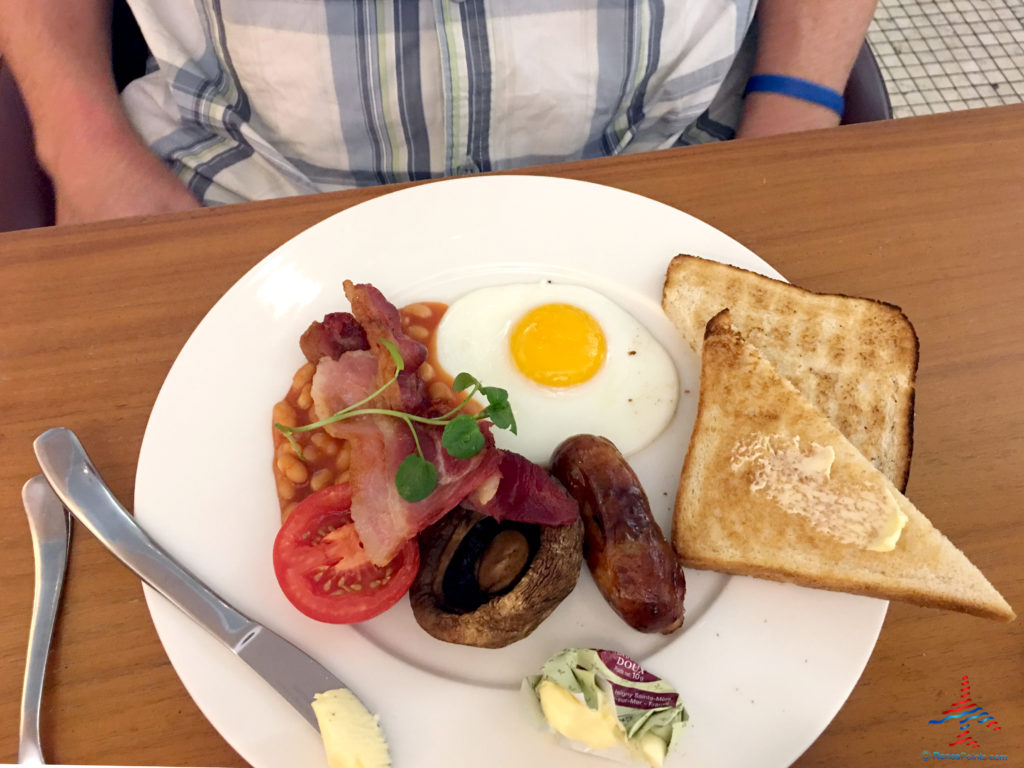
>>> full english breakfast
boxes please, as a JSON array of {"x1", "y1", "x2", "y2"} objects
[
  {"x1": 267, "y1": 254, "x2": 1013, "y2": 767},
  {"x1": 270, "y1": 278, "x2": 683, "y2": 642}
]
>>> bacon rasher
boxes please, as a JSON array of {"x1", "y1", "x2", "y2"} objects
[
  {"x1": 308, "y1": 282, "x2": 500, "y2": 565},
  {"x1": 465, "y1": 451, "x2": 579, "y2": 527}
]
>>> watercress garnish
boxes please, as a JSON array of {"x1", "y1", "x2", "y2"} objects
[
  {"x1": 394, "y1": 454, "x2": 438, "y2": 503},
  {"x1": 274, "y1": 338, "x2": 516, "y2": 502}
]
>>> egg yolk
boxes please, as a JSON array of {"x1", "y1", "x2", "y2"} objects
[{"x1": 510, "y1": 303, "x2": 606, "y2": 387}]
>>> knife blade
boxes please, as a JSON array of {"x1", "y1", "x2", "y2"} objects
[{"x1": 33, "y1": 426, "x2": 355, "y2": 732}]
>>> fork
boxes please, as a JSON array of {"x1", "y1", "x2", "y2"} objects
[{"x1": 18, "y1": 476, "x2": 72, "y2": 765}]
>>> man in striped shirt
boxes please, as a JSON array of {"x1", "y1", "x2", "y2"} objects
[{"x1": 1, "y1": 0, "x2": 877, "y2": 223}]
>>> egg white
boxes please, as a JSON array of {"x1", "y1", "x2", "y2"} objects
[{"x1": 435, "y1": 282, "x2": 679, "y2": 465}]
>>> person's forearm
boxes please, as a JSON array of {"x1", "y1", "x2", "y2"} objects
[
  {"x1": 737, "y1": 0, "x2": 878, "y2": 137},
  {"x1": 0, "y1": 0, "x2": 131, "y2": 174},
  {"x1": 0, "y1": 0, "x2": 200, "y2": 223},
  {"x1": 752, "y1": 0, "x2": 878, "y2": 90}
]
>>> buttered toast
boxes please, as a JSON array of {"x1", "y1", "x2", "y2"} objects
[
  {"x1": 672, "y1": 311, "x2": 1014, "y2": 621},
  {"x1": 662, "y1": 254, "x2": 918, "y2": 490}
]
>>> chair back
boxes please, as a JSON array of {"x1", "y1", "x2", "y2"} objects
[{"x1": 842, "y1": 42, "x2": 893, "y2": 125}]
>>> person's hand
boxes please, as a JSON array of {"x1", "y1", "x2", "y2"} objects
[
  {"x1": 49, "y1": 128, "x2": 200, "y2": 225},
  {"x1": 38, "y1": 99, "x2": 201, "y2": 225},
  {"x1": 735, "y1": 91, "x2": 842, "y2": 140},
  {"x1": 53, "y1": 145, "x2": 201, "y2": 225}
]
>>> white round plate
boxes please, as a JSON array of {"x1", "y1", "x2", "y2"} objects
[{"x1": 135, "y1": 176, "x2": 886, "y2": 768}]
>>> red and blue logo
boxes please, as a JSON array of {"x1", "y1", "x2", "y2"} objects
[{"x1": 928, "y1": 675, "x2": 1002, "y2": 749}]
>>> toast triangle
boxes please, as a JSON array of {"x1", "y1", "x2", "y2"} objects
[
  {"x1": 672, "y1": 310, "x2": 1014, "y2": 622},
  {"x1": 662, "y1": 254, "x2": 919, "y2": 491}
]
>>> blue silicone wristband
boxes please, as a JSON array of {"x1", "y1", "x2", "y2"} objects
[{"x1": 744, "y1": 74, "x2": 845, "y2": 117}]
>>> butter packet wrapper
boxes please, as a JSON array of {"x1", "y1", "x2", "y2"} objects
[{"x1": 522, "y1": 648, "x2": 688, "y2": 767}]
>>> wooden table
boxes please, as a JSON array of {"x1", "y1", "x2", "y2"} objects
[{"x1": 2, "y1": 104, "x2": 1022, "y2": 766}]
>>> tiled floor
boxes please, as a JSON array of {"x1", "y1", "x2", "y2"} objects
[{"x1": 867, "y1": 0, "x2": 1024, "y2": 118}]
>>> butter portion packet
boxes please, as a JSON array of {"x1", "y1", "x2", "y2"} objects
[{"x1": 522, "y1": 648, "x2": 688, "y2": 767}]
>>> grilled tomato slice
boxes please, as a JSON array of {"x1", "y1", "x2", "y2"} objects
[{"x1": 273, "y1": 483, "x2": 419, "y2": 623}]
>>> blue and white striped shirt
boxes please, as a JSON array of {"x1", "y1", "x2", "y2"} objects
[{"x1": 122, "y1": 0, "x2": 756, "y2": 205}]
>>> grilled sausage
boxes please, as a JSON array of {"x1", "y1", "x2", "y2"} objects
[{"x1": 550, "y1": 434, "x2": 685, "y2": 634}]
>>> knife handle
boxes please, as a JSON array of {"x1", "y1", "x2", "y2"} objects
[{"x1": 33, "y1": 427, "x2": 256, "y2": 649}]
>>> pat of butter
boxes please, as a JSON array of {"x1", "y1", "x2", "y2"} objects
[
  {"x1": 537, "y1": 680, "x2": 626, "y2": 750},
  {"x1": 731, "y1": 434, "x2": 908, "y2": 552},
  {"x1": 870, "y1": 491, "x2": 907, "y2": 551},
  {"x1": 637, "y1": 732, "x2": 668, "y2": 768},
  {"x1": 312, "y1": 689, "x2": 391, "y2": 768},
  {"x1": 524, "y1": 648, "x2": 688, "y2": 768}
]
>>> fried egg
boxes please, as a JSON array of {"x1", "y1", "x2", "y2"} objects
[{"x1": 434, "y1": 282, "x2": 678, "y2": 464}]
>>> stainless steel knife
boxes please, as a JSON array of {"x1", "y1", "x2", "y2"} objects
[{"x1": 33, "y1": 426, "x2": 355, "y2": 732}]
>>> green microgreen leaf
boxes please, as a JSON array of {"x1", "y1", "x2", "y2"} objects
[
  {"x1": 395, "y1": 454, "x2": 438, "y2": 502},
  {"x1": 480, "y1": 386, "x2": 509, "y2": 405},
  {"x1": 379, "y1": 337, "x2": 405, "y2": 373},
  {"x1": 442, "y1": 413, "x2": 486, "y2": 459},
  {"x1": 480, "y1": 401, "x2": 517, "y2": 434},
  {"x1": 452, "y1": 372, "x2": 478, "y2": 392}
]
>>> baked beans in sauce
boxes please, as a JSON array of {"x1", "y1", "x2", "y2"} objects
[{"x1": 272, "y1": 302, "x2": 468, "y2": 520}]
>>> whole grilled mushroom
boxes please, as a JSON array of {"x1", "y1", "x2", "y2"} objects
[{"x1": 410, "y1": 508, "x2": 583, "y2": 648}]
